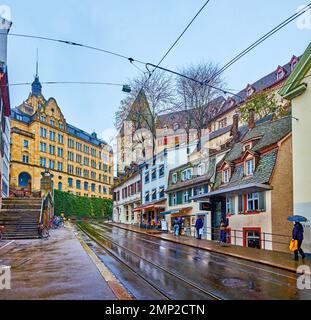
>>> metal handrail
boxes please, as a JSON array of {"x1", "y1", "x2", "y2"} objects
[{"x1": 166, "y1": 225, "x2": 293, "y2": 249}]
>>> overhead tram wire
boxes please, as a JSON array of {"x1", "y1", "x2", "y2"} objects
[
  {"x1": 133, "y1": 0, "x2": 212, "y2": 104},
  {"x1": 210, "y1": 3, "x2": 311, "y2": 80},
  {"x1": 145, "y1": 63, "x2": 243, "y2": 100},
  {"x1": 6, "y1": 81, "x2": 125, "y2": 87},
  {"x1": 9, "y1": 33, "x2": 147, "y2": 66},
  {"x1": 153, "y1": 0, "x2": 211, "y2": 73},
  {"x1": 144, "y1": 3, "x2": 311, "y2": 99}
]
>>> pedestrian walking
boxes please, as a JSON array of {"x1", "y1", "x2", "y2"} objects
[
  {"x1": 220, "y1": 221, "x2": 227, "y2": 246},
  {"x1": 292, "y1": 222, "x2": 306, "y2": 261},
  {"x1": 173, "y1": 218, "x2": 180, "y2": 236},
  {"x1": 195, "y1": 217, "x2": 204, "y2": 240},
  {"x1": 178, "y1": 217, "x2": 183, "y2": 235}
]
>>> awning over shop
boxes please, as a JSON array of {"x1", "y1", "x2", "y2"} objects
[
  {"x1": 161, "y1": 209, "x2": 181, "y2": 215},
  {"x1": 133, "y1": 200, "x2": 166, "y2": 212},
  {"x1": 161, "y1": 207, "x2": 192, "y2": 216},
  {"x1": 191, "y1": 183, "x2": 273, "y2": 201}
]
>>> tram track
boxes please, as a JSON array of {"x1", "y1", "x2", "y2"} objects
[
  {"x1": 96, "y1": 222, "x2": 300, "y2": 281},
  {"x1": 93, "y1": 222, "x2": 311, "y2": 300},
  {"x1": 77, "y1": 222, "x2": 223, "y2": 300},
  {"x1": 76, "y1": 223, "x2": 170, "y2": 300}
]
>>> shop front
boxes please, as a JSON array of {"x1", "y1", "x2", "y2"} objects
[
  {"x1": 133, "y1": 199, "x2": 166, "y2": 229},
  {"x1": 169, "y1": 207, "x2": 194, "y2": 236}
]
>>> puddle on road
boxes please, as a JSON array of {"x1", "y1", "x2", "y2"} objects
[{"x1": 222, "y1": 278, "x2": 254, "y2": 289}]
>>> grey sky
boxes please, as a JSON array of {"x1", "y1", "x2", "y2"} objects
[{"x1": 4, "y1": 0, "x2": 311, "y2": 144}]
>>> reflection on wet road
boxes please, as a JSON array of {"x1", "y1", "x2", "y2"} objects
[{"x1": 81, "y1": 222, "x2": 311, "y2": 300}]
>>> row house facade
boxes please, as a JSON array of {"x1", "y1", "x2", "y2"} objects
[
  {"x1": 164, "y1": 152, "x2": 222, "y2": 237},
  {"x1": 192, "y1": 115, "x2": 293, "y2": 252},
  {"x1": 113, "y1": 166, "x2": 141, "y2": 224},
  {"x1": 131, "y1": 143, "x2": 197, "y2": 226}
]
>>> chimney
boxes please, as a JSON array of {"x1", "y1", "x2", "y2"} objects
[
  {"x1": 248, "y1": 109, "x2": 255, "y2": 130},
  {"x1": 231, "y1": 112, "x2": 239, "y2": 141}
]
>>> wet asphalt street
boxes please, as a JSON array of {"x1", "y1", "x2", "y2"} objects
[
  {"x1": 83, "y1": 222, "x2": 311, "y2": 300},
  {"x1": 0, "y1": 227, "x2": 117, "y2": 300}
]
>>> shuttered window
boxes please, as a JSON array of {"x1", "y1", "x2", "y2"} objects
[
  {"x1": 259, "y1": 192, "x2": 266, "y2": 212},
  {"x1": 239, "y1": 192, "x2": 266, "y2": 213},
  {"x1": 238, "y1": 195, "x2": 244, "y2": 214}
]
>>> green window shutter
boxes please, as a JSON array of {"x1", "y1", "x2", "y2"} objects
[
  {"x1": 177, "y1": 192, "x2": 183, "y2": 205},
  {"x1": 231, "y1": 197, "x2": 236, "y2": 214},
  {"x1": 238, "y1": 195, "x2": 244, "y2": 214},
  {"x1": 259, "y1": 192, "x2": 266, "y2": 212},
  {"x1": 169, "y1": 194, "x2": 172, "y2": 207}
]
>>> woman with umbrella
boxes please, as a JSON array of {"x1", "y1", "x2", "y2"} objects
[{"x1": 288, "y1": 215, "x2": 307, "y2": 261}]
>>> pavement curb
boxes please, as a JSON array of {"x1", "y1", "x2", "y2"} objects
[
  {"x1": 73, "y1": 224, "x2": 133, "y2": 300},
  {"x1": 110, "y1": 223, "x2": 311, "y2": 276}
]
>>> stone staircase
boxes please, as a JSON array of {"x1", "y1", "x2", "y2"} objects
[{"x1": 0, "y1": 198, "x2": 42, "y2": 239}]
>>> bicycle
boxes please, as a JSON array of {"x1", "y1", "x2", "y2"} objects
[{"x1": 38, "y1": 224, "x2": 50, "y2": 239}]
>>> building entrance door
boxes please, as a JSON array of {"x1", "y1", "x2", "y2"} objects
[{"x1": 212, "y1": 200, "x2": 225, "y2": 240}]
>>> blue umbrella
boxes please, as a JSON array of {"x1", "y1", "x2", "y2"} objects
[{"x1": 287, "y1": 215, "x2": 308, "y2": 222}]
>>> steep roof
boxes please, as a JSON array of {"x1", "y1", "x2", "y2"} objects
[
  {"x1": 213, "y1": 116, "x2": 292, "y2": 191},
  {"x1": 214, "y1": 150, "x2": 278, "y2": 191},
  {"x1": 11, "y1": 105, "x2": 108, "y2": 147},
  {"x1": 225, "y1": 116, "x2": 291, "y2": 162},
  {"x1": 157, "y1": 57, "x2": 297, "y2": 130},
  {"x1": 166, "y1": 156, "x2": 217, "y2": 193}
]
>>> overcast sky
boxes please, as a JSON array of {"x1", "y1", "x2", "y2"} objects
[{"x1": 4, "y1": 0, "x2": 311, "y2": 144}]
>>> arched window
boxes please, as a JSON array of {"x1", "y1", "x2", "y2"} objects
[
  {"x1": 58, "y1": 182, "x2": 63, "y2": 191},
  {"x1": 18, "y1": 172, "x2": 31, "y2": 188}
]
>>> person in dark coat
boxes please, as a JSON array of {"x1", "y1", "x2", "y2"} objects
[
  {"x1": 195, "y1": 217, "x2": 204, "y2": 240},
  {"x1": 292, "y1": 222, "x2": 306, "y2": 261},
  {"x1": 220, "y1": 221, "x2": 227, "y2": 246}
]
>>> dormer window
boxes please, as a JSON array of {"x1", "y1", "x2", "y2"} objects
[
  {"x1": 276, "y1": 67, "x2": 285, "y2": 80},
  {"x1": 223, "y1": 168, "x2": 230, "y2": 184},
  {"x1": 291, "y1": 60, "x2": 297, "y2": 71},
  {"x1": 218, "y1": 118, "x2": 227, "y2": 129},
  {"x1": 197, "y1": 163, "x2": 205, "y2": 176},
  {"x1": 173, "y1": 123, "x2": 180, "y2": 131},
  {"x1": 245, "y1": 158, "x2": 255, "y2": 176},
  {"x1": 290, "y1": 55, "x2": 299, "y2": 71},
  {"x1": 172, "y1": 173, "x2": 178, "y2": 184},
  {"x1": 182, "y1": 169, "x2": 192, "y2": 181},
  {"x1": 243, "y1": 143, "x2": 252, "y2": 152},
  {"x1": 227, "y1": 97, "x2": 236, "y2": 108}
]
